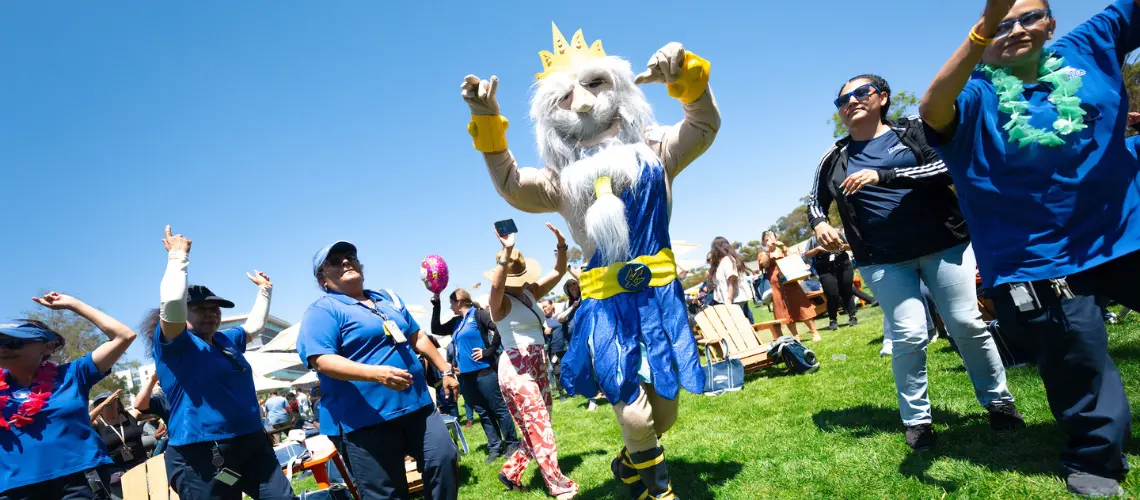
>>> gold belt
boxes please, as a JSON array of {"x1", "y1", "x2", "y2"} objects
[{"x1": 580, "y1": 248, "x2": 678, "y2": 300}]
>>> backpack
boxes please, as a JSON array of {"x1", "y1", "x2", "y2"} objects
[{"x1": 767, "y1": 336, "x2": 820, "y2": 374}]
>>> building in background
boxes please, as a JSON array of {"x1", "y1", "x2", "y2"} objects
[{"x1": 220, "y1": 314, "x2": 292, "y2": 351}]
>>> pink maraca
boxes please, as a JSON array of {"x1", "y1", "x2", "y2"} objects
[{"x1": 420, "y1": 255, "x2": 450, "y2": 295}]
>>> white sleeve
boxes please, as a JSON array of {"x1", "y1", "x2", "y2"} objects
[
  {"x1": 159, "y1": 251, "x2": 189, "y2": 323},
  {"x1": 240, "y1": 285, "x2": 273, "y2": 336}
]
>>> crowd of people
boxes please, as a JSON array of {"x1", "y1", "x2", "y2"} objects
[{"x1": 4, "y1": 1, "x2": 1140, "y2": 498}]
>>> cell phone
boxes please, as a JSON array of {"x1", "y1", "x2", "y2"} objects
[{"x1": 495, "y1": 219, "x2": 518, "y2": 237}]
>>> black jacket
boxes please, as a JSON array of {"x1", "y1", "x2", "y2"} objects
[
  {"x1": 808, "y1": 116, "x2": 969, "y2": 266},
  {"x1": 430, "y1": 299, "x2": 501, "y2": 367}
]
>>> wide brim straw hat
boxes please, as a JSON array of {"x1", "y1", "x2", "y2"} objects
[{"x1": 483, "y1": 248, "x2": 542, "y2": 288}]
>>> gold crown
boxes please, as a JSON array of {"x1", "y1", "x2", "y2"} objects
[{"x1": 536, "y1": 22, "x2": 606, "y2": 80}]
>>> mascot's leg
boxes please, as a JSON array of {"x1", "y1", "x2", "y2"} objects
[{"x1": 610, "y1": 384, "x2": 677, "y2": 499}]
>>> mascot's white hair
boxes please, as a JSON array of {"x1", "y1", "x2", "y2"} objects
[{"x1": 529, "y1": 55, "x2": 656, "y2": 265}]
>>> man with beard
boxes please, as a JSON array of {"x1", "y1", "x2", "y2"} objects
[{"x1": 459, "y1": 24, "x2": 719, "y2": 500}]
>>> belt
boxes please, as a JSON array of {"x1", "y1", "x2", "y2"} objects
[{"x1": 581, "y1": 248, "x2": 678, "y2": 300}]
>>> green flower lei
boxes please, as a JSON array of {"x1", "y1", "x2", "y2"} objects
[{"x1": 977, "y1": 52, "x2": 1086, "y2": 148}]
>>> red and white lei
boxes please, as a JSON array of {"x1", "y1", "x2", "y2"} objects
[{"x1": 0, "y1": 361, "x2": 57, "y2": 430}]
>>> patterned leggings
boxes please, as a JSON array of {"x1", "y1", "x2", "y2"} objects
[{"x1": 498, "y1": 344, "x2": 578, "y2": 497}]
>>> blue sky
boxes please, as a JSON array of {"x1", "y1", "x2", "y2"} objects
[{"x1": 0, "y1": 1, "x2": 1109, "y2": 363}]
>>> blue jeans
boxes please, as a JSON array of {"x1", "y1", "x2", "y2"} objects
[
  {"x1": 864, "y1": 243, "x2": 1013, "y2": 426},
  {"x1": 458, "y1": 369, "x2": 518, "y2": 454},
  {"x1": 164, "y1": 431, "x2": 294, "y2": 500}
]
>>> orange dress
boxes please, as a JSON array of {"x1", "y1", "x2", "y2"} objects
[{"x1": 762, "y1": 254, "x2": 816, "y2": 322}]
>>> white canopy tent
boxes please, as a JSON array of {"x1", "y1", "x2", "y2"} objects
[
  {"x1": 253, "y1": 373, "x2": 292, "y2": 392},
  {"x1": 257, "y1": 324, "x2": 299, "y2": 353},
  {"x1": 244, "y1": 352, "x2": 303, "y2": 378},
  {"x1": 291, "y1": 370, "x2": 319, "y2": 387}
]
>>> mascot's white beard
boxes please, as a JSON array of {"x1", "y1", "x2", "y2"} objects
[{"x1": 530, "y1": 56, "x2": 656, "y2": 266}]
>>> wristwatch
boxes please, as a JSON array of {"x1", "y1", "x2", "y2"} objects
[{"x1": 442, "y1": 369, "x2": 455, "y2": 377}]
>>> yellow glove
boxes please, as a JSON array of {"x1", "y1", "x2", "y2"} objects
[{"x1": 468, "y1": 114, "x2": 509, "y2": 153}]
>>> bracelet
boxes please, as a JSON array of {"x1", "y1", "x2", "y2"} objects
[
  {"x1": 968, "y1": 28, "x2": 992, "y2": 47},
  {"x1": 557, "y1": 244, "x2": 568, "y2": 251},
  {"x1": 467, "y1": 114, "x2": 509, "y2": 153},
  {"x1": 442, "y1": 369, "x2": 455, "y2": 377}
]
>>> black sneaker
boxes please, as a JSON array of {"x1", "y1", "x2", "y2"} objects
[
  {"x1": 826, "y1": 321, "x2": 839, "y2": 331},
  {"x1": 503, "y1": 443, "x2": 520, "y2": 458},
  {"x1": 904, "y1": 424, "x2": 936, "y2": 451},
  {"x1": 847, "y1": 317, "x2": 859, "y2": 327},
  {"x1": 987, "y1": 400, "x2": 1026, "y2": 431},
  {"x1": 498, "y1": 472, "x2": 529, "y2": 492},
  {"x1": 1066, "y1": 472, "x2": 1123, "y2": 497},
  {"x1": 484, "y1": 450, "x2": 501, "y2": 464}
]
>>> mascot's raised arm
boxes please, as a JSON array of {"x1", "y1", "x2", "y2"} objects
[{"x1": 459, "y1": 23, "x2": 719, "y2": 500}]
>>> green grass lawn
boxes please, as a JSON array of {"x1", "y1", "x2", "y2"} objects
[{"x1": 295, "y1": 305, "x2": 1140, "y2": 499}]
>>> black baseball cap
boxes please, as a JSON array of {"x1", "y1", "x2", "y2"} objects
[{"x1": 187, "y1": 285, "x2": 235, "y2": 308}]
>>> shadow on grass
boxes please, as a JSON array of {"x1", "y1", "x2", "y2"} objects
[
  {"x1": 575, "y1": 457, "x2": 744, "y2": 499},
  {"x1": 524, "y1": 448, "x2": 608, "y2": 491},
  {"x1": 813, "y1": 404, "x2": 1064, "y2": 490}
]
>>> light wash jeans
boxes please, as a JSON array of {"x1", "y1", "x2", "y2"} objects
[{"x1": 863, "y1": 243, "x2": 1012, "y2": 426}]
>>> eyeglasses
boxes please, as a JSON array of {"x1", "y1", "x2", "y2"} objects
[
  {"x1": 324, "y1": 253, "x2": 359, "y2": 268},
  {"x1": 834, "y1": 83, "x2": 880, "y2": 109},
  {"x1": 993, "y1": 9, "x2": 1051, "y2": 39},
  {"x1": 0, "y1": 336, "x2": 27, "y2": 350}
]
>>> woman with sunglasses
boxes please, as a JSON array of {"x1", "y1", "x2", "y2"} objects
[
  {"x1": 147, "y1": 225, "x2": 292, "y2": 499},
  {"x1": 921, "y1": 0, "x2": 1140, "y2": 496},
  {"x1": 486, "y1": 223, "x2": 577, "y2": 499},
  {"x1": 298, "y1": 241, "x2": 460, "y2": 500},
  {"x1": 808, "y1": 73, "x2": 1023, "y2": 452},
  {"x1": 0, "y1": 293, "x2": 136, "y2": 500}
]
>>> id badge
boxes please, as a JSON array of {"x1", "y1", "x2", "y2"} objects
[
  {"x1": 828, "y1": 253, "x2": 836, "y2": 262},
  {"x1": 215, "y1": 467, "x2": 241, "y2": 486},
  {"x1": 121, "y1": 447, "x2": 134, "y2": 462},
  {"x1": 383, "y1": 320, "x2": 407, "y2": 343},
  {"x1": 1009, "y1": 283, "x2": 1038, "y2": 312}
]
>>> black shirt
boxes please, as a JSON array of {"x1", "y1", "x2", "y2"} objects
[{"x1": 94, "y1": 414, "x2": 147, "y2": 466}]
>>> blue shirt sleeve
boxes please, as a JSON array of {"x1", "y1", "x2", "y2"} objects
[
  {"x1": 69, "y1": 353, "x2": 108, "y2": 395},
  {"x1": 219, "y1": 327, "x2": 247, "y2": 353},
  {"x1": 297, "y1": 303, "x2": 341, "y2": 369},
  {"x1": 1053, "y1": 0, "x2": 1140, "y2": 65},
  {"x1": 928, "y1": 78, "x2": 988, "y2": 162},
  {"x1": 153, "y1": 323, "x2": 195, "y2": 359}
]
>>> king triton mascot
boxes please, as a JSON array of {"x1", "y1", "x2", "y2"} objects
[{"x1": 460, "y1": 23, "x2": 719, "y2": 499}]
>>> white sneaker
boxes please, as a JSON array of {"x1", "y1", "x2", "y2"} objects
[{"x1": 587, "y1": 401, "x2": 598, "y2": 412}]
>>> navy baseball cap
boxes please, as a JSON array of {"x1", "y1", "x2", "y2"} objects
[
  {"x1": 0, "y1": 321, "x2": 63, "y2": 343},
  {"x1": 186, "y1": 285, "x2": 235, "y2": 308},
  {"x1": 313, "y1": 241, "x2": 357, "y2": 278},
  {"x1": 93, "y1": 391, "x2": 116, "y2": 405}
]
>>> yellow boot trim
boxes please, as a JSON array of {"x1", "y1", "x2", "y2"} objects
[
  {"x1": 580, "y1": 248, "x2": 677, "y2": 300},
  {"x1": 638, "y1": 491, "x2": 650, "y2": 500},
  {"x1": 666, "y1": 52, "x2": 710, "y2": 105},
  {"x1": 629, "y1": 452, "x2": 665, "y2": 470},
  {"x1": 651, "y1": 486, "x2": 676, "y2": 500},
  {"x1": 468, "y1": 114, "x2": 509, "y2": 153}
]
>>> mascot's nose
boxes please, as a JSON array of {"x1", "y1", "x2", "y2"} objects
[{"x1": 571, "y1": 83, "x2": 595, "y2": 113}]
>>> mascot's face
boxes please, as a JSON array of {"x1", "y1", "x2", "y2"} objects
[
  {"x1": 529, "y1": 54, "x2": 657, "y2": 266},
  {"x1": 530, "y1": 56, "x2": 654, "y2": 172}
]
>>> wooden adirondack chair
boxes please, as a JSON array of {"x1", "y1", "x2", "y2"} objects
[
  {"x1": 692, "y1": 305, "x2": 781, "y2": 372},
  {"x1": 121, "y1": 454, "x2": 180, "y2": 500}
]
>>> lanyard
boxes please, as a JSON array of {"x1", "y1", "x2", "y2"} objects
[{"x1": 99, "y1": 416, "x2": 127, "y2": 445}]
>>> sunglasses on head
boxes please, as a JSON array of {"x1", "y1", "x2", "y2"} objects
[
  {"x1": 834, "y1": 83, "x2": 880, "y2": 109},
  {"x1": 993, "y1": 9, "x2": 1051, "y2": 39}
]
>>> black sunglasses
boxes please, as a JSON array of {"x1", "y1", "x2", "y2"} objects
[
  {"x1": 994, "y1": 9, "x2": 1052, "y2": 39},
  {"x1": 0, "y1": 336, "x2": 28, "y2": 350},
  {"x1": 834, "y1": 83, "x2": 880, "y2": 109},
  {"x1": 324, "y1": 252, "x2": 359, "y2": 268}
]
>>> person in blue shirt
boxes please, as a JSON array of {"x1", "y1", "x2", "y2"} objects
[
  {"x1": 0, "y1": 292, "x2": 136, "y2": 500},
  {"x1": 921, "y1": 0, "x2": 1140, "y2": 496},
  {"x1": 146, "y1": 225, "x2": 292, "y2": 500},
  {"x1": 810, "y1": 73, "x2": 1023, "y2": 453},
  {"x1": 429, "y1": 288, "x2": 519, "y2": 465},
  {"x1": 263, "y1": 390, "x2": 289, "y2": 430},
  {"x1": 298, "y1": 241, "x2": 460, "y2": 500}
]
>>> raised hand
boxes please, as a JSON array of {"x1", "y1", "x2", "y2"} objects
[
  {"x1": 162, "y1": 225, "x2": 192, "y2": 254},
  {"x1": 32, "y1": 292, "x2": 81, "y2": 311},
  {"x1": 246, "y1": 270, "x2": 272, "y2": 288},
  {"x1": 461, "y1": 75, "x2": 501, "y2": 116},
  {"x1": 634, "y1": 42, "x2": 686, "y2": 85},
  {"x1": 495, "y1": 226, "x2": 515, "y2": 250},
  {"x1": 546, "y1": 222, "x2": 566, "y2": 246},
  {"x1": 982, "y1": 0, "x2": 1017, "y2": 31}
]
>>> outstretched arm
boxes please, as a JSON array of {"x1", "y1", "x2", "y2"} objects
[
  {"x1": 158, "y1": 225, "x2": 192, "y2": 342},
  {"x1": 33, "y1": 293, "x2": 137, "y2": 374},
  {"x1": 634, "y1": 43, "x2": 721, "y2": 179},
  {"x1": 534, "y1": 223, "x2": 569, "y2": 298}
]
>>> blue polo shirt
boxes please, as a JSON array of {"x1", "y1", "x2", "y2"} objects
[
  {"x1": 153, "y1": 325, "x2": 264, "y2": 446},
  {"x1": 934, "y1": 0, "x2": 1140, "y2": 288},
  {"x1": 0, "y1": 354, "x2": 112, "y2": 493},
  {"x1": 452, "y1": 308, "x2": 491, "y2": 374},
  {"x1": 297, "y1": 289, "x2": 432, "y2": 435}
]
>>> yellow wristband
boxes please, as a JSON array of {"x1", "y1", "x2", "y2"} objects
[
  {"x1": 968, "y1": 28, "x2": 992, "y2": 47},
  {"x1": 594, "y1": 176, "x2": 613, "y2": 198},
  {"x1": 468, "y1": 114, "x2": 509, "y2": 153},
  {"x1": 666, "y1": 52, "x2": 711, "y2": 105}
]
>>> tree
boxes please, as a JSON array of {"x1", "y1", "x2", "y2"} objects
[
  {"x1": 828, "y1": 90, "x2": 920, "y2": 139},
  {"x1": 680, "y1": 266, "x2": 709, "y2": 290},
  {"x1": 567, "y1": 246, "x2": 583, "y2": 266},
  {"x1": 1123, "y1": 55, "x2": 1140, "y2": 136},
  {"x1": 20, "y1": 306, "x2": 139, "y2": 399},
  {"x1": 734, "y1": 240, "x2": 764, "y2": 263},
  {"x1": 766, "y1": 196, "x2": 842, "y2": 247}
]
